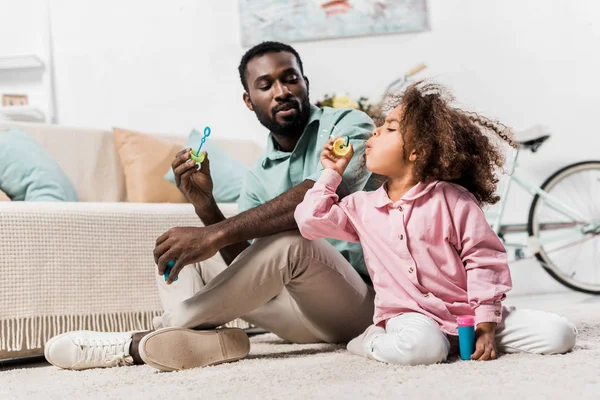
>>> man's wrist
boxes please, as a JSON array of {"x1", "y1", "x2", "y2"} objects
[
  {"x1": 212, "y1": 222, "x2": 231, "y2": 249},
  {"x1": 194, "y1": 198, "x2": 221, "y2": 224}
]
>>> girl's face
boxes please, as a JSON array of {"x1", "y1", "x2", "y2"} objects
[{"x1": 365, "y1": 105, "x2": 416, "y2": 178}]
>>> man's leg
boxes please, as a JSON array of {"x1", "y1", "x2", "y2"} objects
[
  {"x1": 45, "y1": 231, "x2": 374, "y2": 370},
  {"x1": 152, "y1": 230, "x2": 375, "y2": 344},
  {"x1": 138, "y1": 230, "x2": 374, "y2": 370},
  {"x1": 153, "y1": 251, "x2": 321, "y2": 343}
]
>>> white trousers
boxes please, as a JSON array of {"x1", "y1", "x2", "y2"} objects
[{"x1": 347, "y1": 308, "x2": 577, "y2": 366}]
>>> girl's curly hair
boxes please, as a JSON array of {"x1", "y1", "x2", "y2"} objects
[{"x1": 385, "y1": 81, "x2": 519, "y2": 206}]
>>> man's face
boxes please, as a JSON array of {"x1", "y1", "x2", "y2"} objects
[{"x1": 243, "y1": 51, "x2": 311, "y2": 137}]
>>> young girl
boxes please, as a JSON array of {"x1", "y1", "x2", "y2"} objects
[{"x1": 294, "y1": 81, "x2": 577, "y2": 366}]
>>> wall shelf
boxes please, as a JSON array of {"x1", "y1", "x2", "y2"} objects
[
  {"x1": 0, "y1": 106, "x2": 46, "y2": 122},
  {"x1": 0, "y1": 55, "x2": 44, "y2": 71}
]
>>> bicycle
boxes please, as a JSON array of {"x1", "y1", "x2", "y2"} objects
[
  {"x1": 488, "y1": 137, "x2": 600, "y2": 294},
  {"x1": 381, "y1": 65, "x2": 600, "y2": 294}
]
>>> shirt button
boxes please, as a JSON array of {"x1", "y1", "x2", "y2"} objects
[
  {"x1": 494, "y1": 310, "x2": 501, "y2": 317},
  {"x1": 423, "y1": 293, "x2": 430, "y2": 298},
  {"x1": 398, "y1": 234, "x2": 404, "y2": 240},
  {"x1": 398, "y1": 206, "x2": 403, "y2": 211},
  {"x1": 408, "y1": 267, "x2": 414, "y2": 273}
]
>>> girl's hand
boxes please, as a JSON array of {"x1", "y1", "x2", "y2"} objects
[
  {"x1": 471, "y1": 322, "x2": 498, "y2": 361},
  {"x1": 320, "y1": 137, "x2": 354, "y2": 176}
]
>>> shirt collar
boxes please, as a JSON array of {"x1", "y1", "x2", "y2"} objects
[
  {"x1": 261, "y1": 104, "x2": 323, "y2": 168},
  {"x1": 373, "y1": 180, "x2": 440, "y2": 208}
]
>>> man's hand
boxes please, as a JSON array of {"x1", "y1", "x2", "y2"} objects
[
  {"x1": 155, "y1": 179, "x2": 314, "y2": 271},
  {"x1": 471, "y1": 322, "x2": 498, "y2": 361},
  {"x1": 320, "y1": 137, "x2": 354, "y2": 176},
  {"x1": 172, "y1": 148, "x2": 215, "y2": 213},
  {"x1": 154, "y1": 225, "x2": 222, "y2": 284}
]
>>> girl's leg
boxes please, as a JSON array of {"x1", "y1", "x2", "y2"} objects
[
  {"x1": 347, "y1": 324, "x2": 386, "y2": 359},
  {"x1": 347, "y1": 313, "x2": 450, "y2": 366},
  {"x1": 496, "y1": 307, "x2": 577, "y2": 355}
]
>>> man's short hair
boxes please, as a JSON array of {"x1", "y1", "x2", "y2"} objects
[{"x1": 238, "y1": 41, "x2": 304, "y2": 91}]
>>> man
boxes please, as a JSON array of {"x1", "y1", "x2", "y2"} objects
[{"x1": 45, "y1": 41, "x2": 377, "y2": 371}]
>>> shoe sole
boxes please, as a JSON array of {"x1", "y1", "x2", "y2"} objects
[{"x1": 139, "y1": 327, "x2": 250, "y2": 371}]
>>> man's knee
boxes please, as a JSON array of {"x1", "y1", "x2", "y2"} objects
[
  {"x1": 252, "y1": 230, "x2": 311, "y2": 254},
  {"x1": 248, "y1": 230, "x2": 318, "y2": 273}
]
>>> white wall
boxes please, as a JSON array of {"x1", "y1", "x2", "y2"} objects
[
  {"x1": 49, "y1": 0, "x2": 252, "y2": 139},
  {"x1": 5, "y1": 0, "x2": 600, "y2": 295},
  {"x1": 46, "y1": 1, "x2": 600, "y2": 154}
]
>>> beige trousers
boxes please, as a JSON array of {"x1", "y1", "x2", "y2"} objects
[{"x1": 153, "y1": 231, "x2": 375, "y2": 344}]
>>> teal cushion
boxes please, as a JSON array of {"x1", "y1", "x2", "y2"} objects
[
  {"x1": 0, "y1": 127, "x2": 79, "y2": 201},
  {"x1": 164, "y1": 129, "x2": 248, "y2": 203}
]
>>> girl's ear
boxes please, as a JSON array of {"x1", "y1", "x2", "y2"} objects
[{"x1": 409, "y1": 148, "x2": 418, "y2": 162}]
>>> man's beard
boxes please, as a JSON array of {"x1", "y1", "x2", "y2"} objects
[{"x1": 254, "y1": 96, "x2": 312, "y2": 137}]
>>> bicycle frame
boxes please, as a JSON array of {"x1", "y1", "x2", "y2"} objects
[{"x1": 489, "y1": 148, "x2": 594, "y2": 251}]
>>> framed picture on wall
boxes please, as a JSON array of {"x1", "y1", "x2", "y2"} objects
[{"x1": 238, "y1": 0, "x2": 429, "y2": 47}]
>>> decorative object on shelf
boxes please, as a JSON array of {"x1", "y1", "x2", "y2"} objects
[
  {"x1": 0, "y1": 53, "x2": 47, "y2": 122},
  {"x1": 238, "y1": 0, "x2": 429, "y2": 47},
  {"x1": 315, "y1": 63, "x2": 428, "y2": 123},
  {"x1": 2, "y1": 94, "x2": 28, "y2": 107},
  {"x1": 315, "y1": 93, "x2": 383, "y2": 121}
]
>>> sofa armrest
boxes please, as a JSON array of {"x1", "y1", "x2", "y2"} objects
[{"x1": 0, "y1": 201, "x2": 249, "y2": 359}]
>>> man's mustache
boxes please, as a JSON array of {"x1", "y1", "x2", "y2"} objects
[{"x1": 272, "y1": 101, "x2": 300, "y2": 116}]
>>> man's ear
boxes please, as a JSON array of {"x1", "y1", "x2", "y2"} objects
[{"x1": 243, "y1": 92, "x2": 254, "y2": 111}]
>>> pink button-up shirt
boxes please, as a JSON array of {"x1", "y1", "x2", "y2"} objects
[{"x1": 295, "y1": 169, "x2": 512, "y2": 335}]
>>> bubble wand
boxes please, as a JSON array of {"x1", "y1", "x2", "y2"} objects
[{"x1": 189, "y1": 126, "x2": 211, "y2": 163}]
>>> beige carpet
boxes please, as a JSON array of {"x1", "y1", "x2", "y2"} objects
[{"x1": 2, "y1": 293, "x2": 600, "y2": 400}]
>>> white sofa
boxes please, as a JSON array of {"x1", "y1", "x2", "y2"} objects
[{"x1": 0, "y1": 121, "x2": 263, "y2": 360}]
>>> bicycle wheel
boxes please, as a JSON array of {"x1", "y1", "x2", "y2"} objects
[{"x1": 527, "y1": 161, "x2": 600, "y2": 294}]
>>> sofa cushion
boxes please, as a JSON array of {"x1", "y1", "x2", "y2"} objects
[
  {"x1": 0, "y1": 188, "x2": 10, "y2": 201},
  {"x1": 113, "y1": 127, "x2": 188, "y2": 203},
  {"x1": 164, "y1": 129, "x2": 249, "y2": 203},
  {"x1": 0, "y1": 127, "x2": 79, "y2": 201},
  {"x1": 0, "y1": 121, "x2": 127, "y2": 202}
]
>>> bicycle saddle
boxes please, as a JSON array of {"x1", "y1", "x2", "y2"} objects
[{"x1": 518, "y1": 135, "x2": 550, "y2": 152}]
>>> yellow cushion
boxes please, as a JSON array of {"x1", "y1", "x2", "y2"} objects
[
  {"x1": 0, "y1": 188, "x2": 10, "y2": 201},
  {"x1": 113, "y1": 127, "x2": 188, "y2": 203}
]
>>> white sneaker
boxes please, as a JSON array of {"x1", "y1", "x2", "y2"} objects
[{"x1": 44, "y1": 330, "x2": 136, "y2": 370}]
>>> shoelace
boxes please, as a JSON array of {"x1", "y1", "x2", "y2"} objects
[{"x1": 76, "y1": 338, "x2": 132, "y2": 366}]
